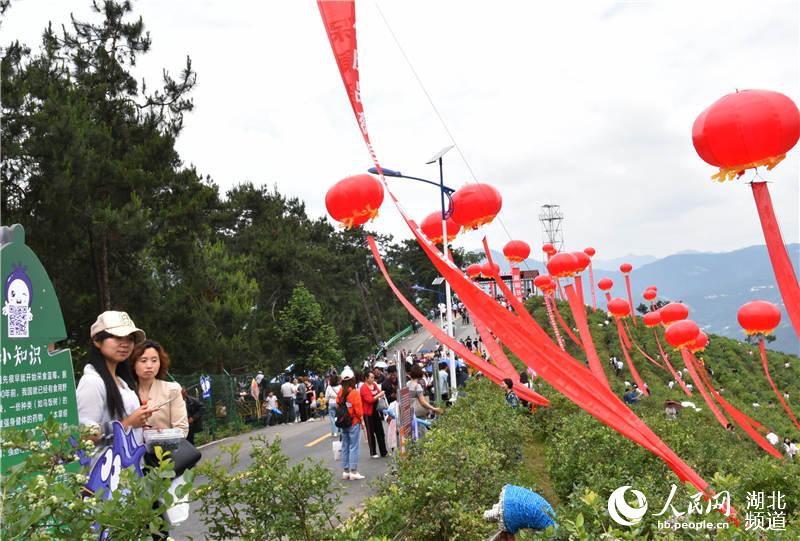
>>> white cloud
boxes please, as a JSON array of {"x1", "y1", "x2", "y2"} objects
[{"x1": 4, "y1": 0, "x2": 798, "y2": 261}]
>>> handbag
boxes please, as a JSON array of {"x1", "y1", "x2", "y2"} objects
[
  {"x1": 376, "y1": 396, "x2": 389, "y2": 411},
  {"x1": 145, "y1": 438, "x2": 202, "y2": 476},
  {"x1": 332, "y1": 440, "x2": 342, "y2": 461}
]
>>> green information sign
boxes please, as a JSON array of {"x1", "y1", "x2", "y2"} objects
[{"x1": 0, "y1": 224, "x2": 79, "y2": 468}]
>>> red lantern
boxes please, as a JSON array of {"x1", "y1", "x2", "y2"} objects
[
  {"x1": 643, "y1": 289, "x2": 657, "y2": 301},
  {"x1": 450, "y1": 183, "x2": 502, "y2": 230},
  {"x1": 584, "y1": 247, "x2": 596, "y2": 257},
  {"x1": 572, "y1": 251, "x2": 591, "y2": 272},
  {"x1": 660, "y1": 303, "x2": 689, "y2": 327},
  {"x1": 481, "y1": 261, "x2": 500, "y2": 277},
  {"x1": 646, "y1": 285, "x2": 658, "y2": 292},
  {"x1": 325, "y1": 174, "x2": 384, "y2": 228},
  {"x1": 690, "y1": 331, "x2": 709, "y2": 353},
  {"x1": 619, "y1": 263, "x2": 633, "y2": 274},
  {"x1": 664, "y1": 320, "x2": 701, "y2": 350},
  {"x1": 737, "y1": 300, "x2": 781, "y2": 335},
  {"x1": 503, "y1": 240, "x2": 531, "y2": 263},
  {"x1": 542, "y1": 243, "x2": 556, "y2": 256},
  {"x1": 420, "y1": 212, "x2": 459, "y2": 244},
  {"x1": 547, "y1": 252, "x2": 579, "y2": 278},
  {"x1": 643, "y1": 311, "x2": 662, "y2": 328},
  {"x1": 693, "y1": 89, "x2": 800, "y2": 181},
  {"x1": 466, "y1": 263, "x2": 482, "y2": 279},
  {"x1": 534, "y1": 274, "x2": 555, "y2": 292},
  {"x1": 607, "y1": 297, "x2": 631, "y2": 318},
  {"x1": 597, "y1": 278, "x2": 614, "y2": 291}
]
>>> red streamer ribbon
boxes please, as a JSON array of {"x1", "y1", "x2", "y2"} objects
[
  {"x1": 679, "y1": 349, "x2": 731, "y2": 429},
  {"x1": 654, "y1": 330, "x2": 692, "y2": 396},
  {"x1": 624, "y1": 274, "x2": 638, "y2": 327},
  {"x1": 565, "y1": 284, "x2": 612, "y2": 390},
  {"x1": 576, "y1": 273, "x2": 586, "y2": 308},
  {"x1": 751, "y1": 182, "x2": 800, "y2": 339},
  {"x1": 588, "y1": 261, "x2": 597, "y2": 311},
  {"x1": 367, "y1": 236, "x2": 548, "y2": 406},
  {"x1": 615, "y1": 318, "x2": 648, "y2": 394},
  {"x1": 623, "y1": 319, "x2": 664, "y2": 369},
  {"x1": 473, "y1": 312, "x2": 520, "y2": 380},
  {"x1": 544, "y1": 295, "x2": 566, "y2": 351},
  {"x1": 552, "y1": 298, "x2": 584, "y2": 350},
  {"x1": 759, "y1": 340, "x2": 800, "y2": 431},
  {"x1": 683, "y1": 351, "x2": 783, "y2": 459}
]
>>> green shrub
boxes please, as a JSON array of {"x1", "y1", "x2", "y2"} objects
[
  {"x1": 1, "y1": 417, "x2": 182, "y2": 541},
  {"x1": 193, "y1": 436, "x2": 343, "y2": 541}
]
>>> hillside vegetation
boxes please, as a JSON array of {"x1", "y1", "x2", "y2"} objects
[{"x1": 333, "y1": 295, "x2": 800, "y2": 540}]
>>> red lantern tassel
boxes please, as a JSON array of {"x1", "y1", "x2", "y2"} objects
[
  {"x1": 759, "y1": 340, "x2": 800, "y2": 431},
  {"x1": 588, "y1": 261, "x2": 597, "y2": 311},
  {"x1": 684, "y1": 351, "x2": 783, "y2": 459},
  {"x1": 564, "y1": 283, "x2": 612, "y2": 390},
  {"x1": 615, "y1": 319, "x2": 648, "y2": 394},
  {"x1": 543, "y1": 295, "x2": 566, "y2": 351},
  {"x1": 624, "y1": 274, "x2": 638, "y2": 327},
  {"x1": 751, "y1": 181, "x2": 800, "y2": 339},
  {"x1": 653, "y1": 330, "x2": 693, "y2": 397}
]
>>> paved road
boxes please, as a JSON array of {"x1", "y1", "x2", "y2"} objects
[
  {"x1": 172, "y1": 418, "x2": 390, "y2": 540},
  {"x1": 173, "y1": 318, "x2": 473, "y2": 540},
  {"x1": 386, "y1": 314, "x2": 477, "y2": 360}
]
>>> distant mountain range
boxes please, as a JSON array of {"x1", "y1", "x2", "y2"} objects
[{"x1": 479, "y1": 244, "x2": 800, "y2": 355}]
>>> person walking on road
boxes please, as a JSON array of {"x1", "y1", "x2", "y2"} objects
[
  {"x1": 337, "y1": 369, "x2": 365, "y2": 480},
  {"x1": 325, "y1": 375, "x2": 341, "y2": 438}
]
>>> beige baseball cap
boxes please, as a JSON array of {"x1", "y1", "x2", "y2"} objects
[{"x1": 90, "y1": 311, "x2": 146, "y2": 343}]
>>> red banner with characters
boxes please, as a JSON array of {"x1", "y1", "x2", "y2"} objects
[
  {"x1": 511, "y1": 266, "x2": 522, "y2": 302},
  {"x1": 317, "y1": 0, "x2": 382, "y2": 170}
]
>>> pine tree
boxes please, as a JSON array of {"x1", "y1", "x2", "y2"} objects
[{"x1": 277, "y1": 284, "x2": 344, "y2": 374}]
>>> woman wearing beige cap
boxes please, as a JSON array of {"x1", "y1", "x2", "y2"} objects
[{"x1": 76, "y1": 311, "x2": 153, "y2": 442}]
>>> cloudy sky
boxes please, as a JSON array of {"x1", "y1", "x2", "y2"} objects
[{"x1": 5, "y1": 1, "x2": 799, "y2": 262}]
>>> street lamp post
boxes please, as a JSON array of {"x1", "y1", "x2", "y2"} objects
[{"x1": 368, "y1": 145, "x2": 460, "y2": 404}]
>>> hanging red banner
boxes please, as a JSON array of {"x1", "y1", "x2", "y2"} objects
[{"x1": 511, "y1": 266, "x2": 523, "y2": 302}]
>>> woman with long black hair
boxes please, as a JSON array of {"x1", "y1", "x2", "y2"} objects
[{"x1": 76, "y1": 311, "x2": 153, "y2": 442}]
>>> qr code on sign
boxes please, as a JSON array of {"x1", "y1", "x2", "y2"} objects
[{"x1": 7, "y1": 305, "x2": 30, "y2": 338}]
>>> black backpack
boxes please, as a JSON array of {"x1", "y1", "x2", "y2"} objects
[{"x1": 334, "y1": 393, "x2": 353, "y2": 429}]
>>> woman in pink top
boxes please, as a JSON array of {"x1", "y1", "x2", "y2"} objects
[{"x1": 360, "y1": 371, "x2": 387, "y2": 458}]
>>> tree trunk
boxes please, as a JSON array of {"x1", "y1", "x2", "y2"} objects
[
  {"x1": 99, "y1": 233, "x2": 111, "y2": 310},
  {"x1": 354, "y1": 271, "x2": 381, "y2": 346},
  {"x1": 90, "y1": 228, "x2": 112, "y2": 311}
]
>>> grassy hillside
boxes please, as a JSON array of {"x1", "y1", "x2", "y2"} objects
[{"x1": 513, "y1": 296, "x2": 800, "y2": 539}]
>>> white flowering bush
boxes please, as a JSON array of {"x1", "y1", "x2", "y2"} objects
[{"x1": 1, "y1": 416, "x2": 186, "y2": 540}]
